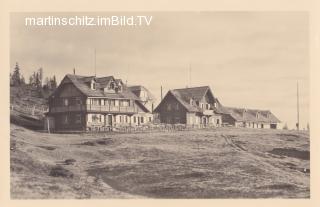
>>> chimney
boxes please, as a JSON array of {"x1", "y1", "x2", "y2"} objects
[{"x1": 73, "y1": 68, "x2": 75, "y2": 75}]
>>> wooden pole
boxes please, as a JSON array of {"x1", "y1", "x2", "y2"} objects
[
  {"x1": 47, "y1": 118, "x2": 50, "y2": 134},
  {"x1": 297, "y1": 81, "x2": 300, "y2": 130},
  {"x1": 161, "y1": 86, "x2": 163, "y2": 101},
  {"x1": 94, "y1": 48, "x2": 96, "y2": 76}
]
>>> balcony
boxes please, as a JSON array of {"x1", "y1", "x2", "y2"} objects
[
  {"x1": 50, "y1": 104, "x2": 136, "y2": 114},
  {"x1": 86, "y1": 104, "x2": 136, "y2": 113},
  {"x1": 201, "y1": 109, "x2": 214, "y2": 115}
]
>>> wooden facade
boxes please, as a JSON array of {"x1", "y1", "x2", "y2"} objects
[
  {"x1": 154, "y1": 86, "x2": 222, "y2": 127},
  {"x1": 217, "y1": 105, "x2": 281, "y2": 129},
  {"x1": 47, "y1": 74, "x2": 153, "y2": 131}
]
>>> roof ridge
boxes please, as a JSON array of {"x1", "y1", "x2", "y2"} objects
[{"x1": 173, "y1": 85, "x2": 210, "y2": 91}]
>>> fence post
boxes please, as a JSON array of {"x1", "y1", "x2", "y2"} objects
[{"x1": 47, "y1": 118, "x2": 50, "y2": 134}]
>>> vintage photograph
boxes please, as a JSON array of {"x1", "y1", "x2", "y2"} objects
[{"x1": 10, "y1": 12, "x2": 309, "y2": 198}]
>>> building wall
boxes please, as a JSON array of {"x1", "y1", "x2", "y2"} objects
[
  {"x1": 157, "y1": 93, "x2": 187, "y2": 124},
  {"x1": 53, "y1": 112, "x2": 86, "y2": 131},
  {"x1": 221, "y1": 114, "x2": 236, "y2": 126}
]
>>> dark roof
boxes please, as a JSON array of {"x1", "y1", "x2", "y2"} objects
[
  {"x1": 154, "y1": 86, "x2": 215, "y2": 113},
  {"x1": 53, "y1": 74, "x2": 140, "y2": 100},
  {"x1": 218, "y1": 105, "x2": 281, "y2": 123},
  {"x1": 172, "y1": 86, "x2": 212, "y2": 102}
]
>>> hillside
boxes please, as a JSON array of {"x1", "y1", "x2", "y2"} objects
[
  {"x1": 10, "y1": 85, "x2": 49, "y2": 129},
  {"x1": 10, "y1": 124, "x2": 310, "y2": 199}
]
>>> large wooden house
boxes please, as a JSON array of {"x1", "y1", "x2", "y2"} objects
[
  {"x1": 46, "y1": 74, "x2": 154, "y2": 131},
  {"x1": 154, "y1": 86, "x2": 222, "y2": 126}
]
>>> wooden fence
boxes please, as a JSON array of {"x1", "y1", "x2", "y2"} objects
[{"x1": 10, "y1": 103, "x2": 48, "y2": 119}]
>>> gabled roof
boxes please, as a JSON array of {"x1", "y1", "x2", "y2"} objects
[
  {"x1": 154, "y1": 86, "x2": 216, "y2": 113},
  {"x1": 219, "y1": 105, "x2": 281, "y2": 123},
  {"x1": 128, "y1": 85, "x2": 156, "y2": 102},
  {"x1": 172, "y1": 86, "x2": 213, "y2": 103},
  {"x1": 51, "y1": 74, "x2": 140, "y2": 100}
]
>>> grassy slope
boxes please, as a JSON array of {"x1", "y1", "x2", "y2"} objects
[{"x1": 10, "y1": 124, "x2": 310, "y2": 199}]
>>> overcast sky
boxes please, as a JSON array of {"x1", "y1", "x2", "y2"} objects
[{"x1": 10, "y1": 12, "x2": 309, "y2": 129}]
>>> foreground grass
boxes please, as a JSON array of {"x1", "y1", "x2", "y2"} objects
[{"x1": 10, "y1": 124, "x2": 310, "y2": 199}]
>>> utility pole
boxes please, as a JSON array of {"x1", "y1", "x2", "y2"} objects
[
  {"x1": 94, "y1": 48, "x2": 96, "y2": 76},
  {"x1": 189, "y1": 63, "x2": 192, "y2": 87},
  {"x1": 296, "y1": 81, "x2": 300, "y2": 131},
  {"x1": 161, "y1": 86, "x2": 163, "y2": 101}
]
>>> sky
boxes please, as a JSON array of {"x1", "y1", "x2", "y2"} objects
[{"x1": 10, "y1": 12, "x2": 309, "y2": 129}]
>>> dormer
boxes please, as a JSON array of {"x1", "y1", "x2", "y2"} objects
[
  {"x1": 115, "y1": 84, "x2": 122, "y2": 93},
  {"x1": 190, "y1": 98, "x2": 194, "y2": 105},
  {"x1": 213, "y1": 102, "x2": 217, "y2": 108},
  {"x1": 242, "y1": 109, "x2": 247, "y2": 119},
  {"x1": 90, "y1": 79, "x2": 96, "y2": 90},
  {"x1": 256, "y1": 111, "x2": 260, "y2": 119},
  {"x1": 266, "y1": 112, "x2": 271, "y2": 119}
]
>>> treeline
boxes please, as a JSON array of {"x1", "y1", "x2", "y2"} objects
[{"x1": 10, "y1": 62, "x2": 57, "y2": 91}]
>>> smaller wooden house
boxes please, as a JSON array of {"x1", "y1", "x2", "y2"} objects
[{"x1": 154, "y1": 86, "x2": 222, "y2": 126}]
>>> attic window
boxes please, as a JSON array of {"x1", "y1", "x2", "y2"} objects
[
  {"x1": 256, "y1": 112, "x2": 260, "y2": 119},
  {"x1": 110, "y1": 82, "x2": 115, "y2": 89},
  {"x1": 91, "y1": 80, "x2": 96, "y2": 90}
]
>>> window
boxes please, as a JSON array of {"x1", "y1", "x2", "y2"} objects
[
  {"x1": 63, "y1": 98, "x2": 69, "y2": 106},
  {"x1": 141, "y1": 117, "x2": 144, "y2": 123},
  {"x1": 63, "y1": 115, "x2": 69, "y2": 124},
  {"x1": 115, "y1": 100, "x2": 119, "y2": 106},
  {"x1": 110, "y1": 99, "x2": 115, "y2": 106},
  {"x1": 133, "y1": 116, "x2": 136, "y2": 123},
  {"x1": 75, "y1": 114, "x2": 81, "y2": 124},
  {"x1": 92, "y1": 99, "x2": 100, "y2": 105},
  {"x1": 122, "y1": 100, "x2": 129, "y2": 107},
  {"x1": 167, "y1": 103, "x2": 171, "y2": 111},
  {"x1": 75, "y1": 98, "x2": 82, "y2": 105},
  {"x1": 148, "y1": 117, "x2": 152, "y2": 122},
  {"x1": 91, "y1": 80, "x2": 96, "y2": 90},
  {"x1": 92, "y1": 114, "x2": 100, "y2": 123},
  {"x1": 119, "y1": 115, "x2": 122, "y2": 123},
  {"x1": 216, "y1": 119, "x2": 220, "y2": 124},
  {"x1": 206, "y1": 104, "x2": 210, "y2": 109},
  {"x1": 110, "y1": 82, "x2": 115, "y2": 89},
  {"x1": 125, "y1": 116, "x2": 128, "y2": 123}
]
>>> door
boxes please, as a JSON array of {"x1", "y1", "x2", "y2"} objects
[{"x1": 107, "y1": 115, "x2": 113, "y2": 126}]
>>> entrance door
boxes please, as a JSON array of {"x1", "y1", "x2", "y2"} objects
[
  {"x1": 202, "y1": 117, "x2": 207, "y2": 126},
  {"x1": 107, "y1": 115, "x2": 113, "y2": 126}
]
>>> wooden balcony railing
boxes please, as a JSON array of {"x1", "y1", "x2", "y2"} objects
[{"x1": 50, "y1": 104, "x2": 136, "y2": 113}]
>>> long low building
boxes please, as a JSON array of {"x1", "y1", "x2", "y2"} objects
[{"x1": 215, "y1": 101, "x2": 281, "y2": 129}]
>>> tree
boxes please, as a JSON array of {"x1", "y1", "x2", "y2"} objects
[
  {"x1": 38, "y1": 67, "x2": 43, "y2": 86},
  {"x1": 20, "y1": 75, "x2": 25, "y2": 85},
  {"x1": 11, "y1": 62, "x2": 21, "y2": 86},
  {"x1": 51, "y1": 75, "x2": 57, "y2": 89}
]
